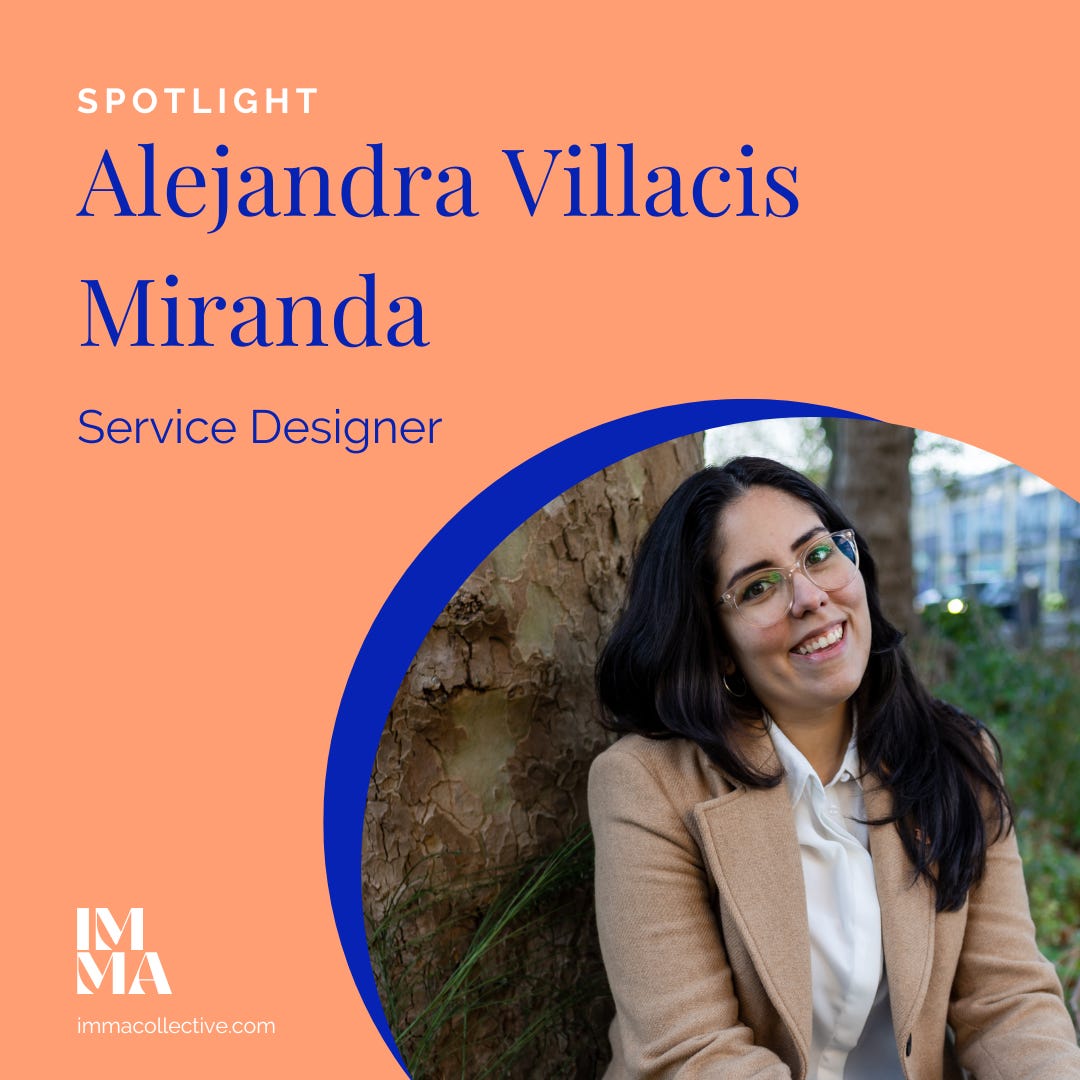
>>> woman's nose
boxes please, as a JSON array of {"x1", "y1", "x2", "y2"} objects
[{"x1": 789, "y1": 569, "x2": 829, "y2": 615}]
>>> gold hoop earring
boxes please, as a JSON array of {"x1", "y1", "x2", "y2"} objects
[{"x1": 722, "y1": 671, "x2": 748, "y2": 698}]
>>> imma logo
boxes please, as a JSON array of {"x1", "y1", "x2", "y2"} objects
[{"x1": 76, "y1": 907, "x2": 172, "y2": 995}]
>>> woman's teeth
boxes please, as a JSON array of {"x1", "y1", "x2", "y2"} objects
[{"x1": 795, "y1": 625, "x2": 844, "y2": 655}]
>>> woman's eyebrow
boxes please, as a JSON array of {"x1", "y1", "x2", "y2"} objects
[
  {"x1": 791, "y1": 525, "x2": 828, "y2": 551},
  {"x1": 723, "y1": 526, "x2": 829, "y2": 591},
  {"x1": 723, "y1": 559, "x2": 771, "y2": 591}
]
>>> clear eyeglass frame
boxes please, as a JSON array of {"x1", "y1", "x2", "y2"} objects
[{"x1": 717, "y1": 529, "x2": 860, "y2": 629}]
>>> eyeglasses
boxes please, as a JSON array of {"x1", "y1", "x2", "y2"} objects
[{"x1": 717, "y1": 529, "x2": 860, "y2": 628}]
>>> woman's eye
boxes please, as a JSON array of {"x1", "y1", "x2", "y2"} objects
[
  {"x1": 805, "y1": 542, "x2": 834, "y2": 567},
  {"x1": 740, "y1": 571, "x2": 782, "y2": 603}
]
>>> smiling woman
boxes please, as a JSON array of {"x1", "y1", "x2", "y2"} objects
[
  {"x1": 713, "y1": 490, "x2": 872, "y2": 782},
  {"x1": 590, "y1": 458, "x2": 1080, "y2": 1079}
]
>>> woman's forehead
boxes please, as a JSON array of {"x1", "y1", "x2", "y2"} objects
[{"x1": 713, "y1": 487, "x2": 826, "y2": 569}]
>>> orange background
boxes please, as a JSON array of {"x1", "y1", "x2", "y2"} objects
[{"x1": 5, "y1": 3, "x2": 1076, "y2": 1076}]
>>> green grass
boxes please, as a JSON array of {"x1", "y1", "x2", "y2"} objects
[{"x1": 367, "y1": 827, "x2": 610, "y2": 1079}]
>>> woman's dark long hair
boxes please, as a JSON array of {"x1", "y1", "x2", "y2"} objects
[{"x1": 596, "y1": 457, "x2": 1011, "y2": 912}]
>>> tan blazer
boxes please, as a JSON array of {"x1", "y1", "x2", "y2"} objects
[{"x1": 589, "y1": 731, "x2": 1080, "y2": 1079}]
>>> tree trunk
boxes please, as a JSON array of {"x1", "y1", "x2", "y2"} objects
[
  {"x1": 363, "y1": 435, "x2": 703, "y2": 1078},
  {"x1": 826, "y1": 420, "x2": 916, "y2": 636}
]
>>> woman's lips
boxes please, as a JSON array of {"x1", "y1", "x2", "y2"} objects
[{"x1": 791, "y1": 621, "x2": 846, "y2": 657}]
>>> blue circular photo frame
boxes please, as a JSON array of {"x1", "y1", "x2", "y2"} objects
[{"x1": 324, "y1": 398, "x2": 868, "y2": 1071}]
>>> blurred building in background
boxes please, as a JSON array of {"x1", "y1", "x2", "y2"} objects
[{"x1": 911, "y1": 465, "x2": 1080, "y2": 612}]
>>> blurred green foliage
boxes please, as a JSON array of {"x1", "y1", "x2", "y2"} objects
[{"x1": 918, "y1": 603, "x2": 1080, "y2": 1022}]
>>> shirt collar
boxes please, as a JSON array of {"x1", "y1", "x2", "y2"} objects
[{"x1": 766, "y1": 713, "x2": 862, "y2": 807}]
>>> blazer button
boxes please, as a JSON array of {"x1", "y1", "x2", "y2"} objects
[{"x1": 905, "y1": 1034, "x2": 912, "y2": 1056}]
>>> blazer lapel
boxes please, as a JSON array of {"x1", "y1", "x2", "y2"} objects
[
  {"x1": 690, "y1": 732, "x2": 814, "y2": 1063},
  {"x1": 864, "y1": 777, "x2": 937, "y2": 1038}
]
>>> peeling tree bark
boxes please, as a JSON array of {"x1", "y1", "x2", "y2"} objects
[{"x1": 363, "y1": 435, "x2": 703, "y2": 1076}]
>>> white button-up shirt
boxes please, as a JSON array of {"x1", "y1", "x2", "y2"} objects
[{"x1": 768, "y1": 720, "x2": 904, "y2": 1080}]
